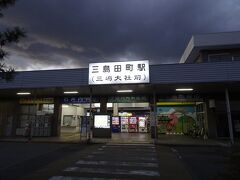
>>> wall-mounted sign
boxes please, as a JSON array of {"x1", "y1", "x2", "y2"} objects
[
  {"x1": 61, "y1": 97, "x2": 99, "y2": 104},
  {"x1": 157, "y1": 102, "x2": 196, "y2": 106},
  {"x1": 89, "y1": 60, "x2": 150, "y2": 85},
  {"x1": 19, "y1": 98, "x2": 54, "y2": 104},
  {"x1": 158, "y1": 94, "x2": 202, "y2": 101},
  {"x1": 94, "y1": 115, "x2": 111, "y2": 128},
  {"x1": 108, "y1": 96, "x2": 149, "y2": 103}
]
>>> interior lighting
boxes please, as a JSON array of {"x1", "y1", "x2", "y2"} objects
[
  {"x1": 17, "y1": 92, "x2": 31, "y2": 95},
  {"x1": 63, "y1": 91, "x2": 79, "y2": 94},
  {"x1": 175, "y1": 88, "x2": 193, "y2": 91},
  {"x1": 116, "y1": 90, "x2": 133, "y2": 93}
]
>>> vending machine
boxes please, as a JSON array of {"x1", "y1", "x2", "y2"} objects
[
  {"x1": 120, "y1": 117, "x2": 129, "y2": 132},
  {"x1": 138, "y1": 116, "x2": 148, "y2": 133},
  {"x1": 112, "y1": 116, "x2": 121, "y2": 133},
  {"x1": 128, "y1": 116, "x2": 138, "y2": 133}
]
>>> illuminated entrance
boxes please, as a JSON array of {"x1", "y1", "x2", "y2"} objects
[
  {"x1": 59, "y1": 96, "x2": 98, "y2": 138},
  {"x1": 110, "y1": 103, "x2": 150, "y2": 134},
  {"x1": 60, "y1": 101, "x2": 151, "y2": 140},
  {"x1": 106, "y1": 95, "x2": 151, "y2": 135}
]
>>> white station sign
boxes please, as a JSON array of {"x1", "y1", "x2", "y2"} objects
[{"x1": 89, "y1": 60, "x2": 149, "y2": 85}]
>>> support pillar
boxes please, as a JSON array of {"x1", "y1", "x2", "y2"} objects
[
  {"x1": 100, "y1": 97, "x2": 108, "y2": 113},
  {"x1": 206, "y1": 98, "x2": 218, "y2": 138},
  {"x1": 88, "y1": 87, "x2": 93, "y2": 142},
  {"x1": 89, "y1": 87, "x2": 92, "y2": 116},
  {"x1": 225, "y1": 88, "x2": 234, "y2": 144},
  {"x1": 113, "y1": 103, "x2": 118, "y2": 116},
  {"x1": 53, "y1": 97, "x2": 62, "y2": 136},
  {"x1": 152, "y1": 89, "x2": 157, "y2": 143}
]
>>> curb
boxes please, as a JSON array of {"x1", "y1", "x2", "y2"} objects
[
  {"x1": 0, "y1": 139, "x2": 92, "y2": 144},
  {"x1": 155, "y1": 142, "x2": 232, "y2": 147}
]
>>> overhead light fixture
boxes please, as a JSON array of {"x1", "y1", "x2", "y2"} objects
[
  {"x1": 64, "y1": 91, "x2": 79, "y2": 94},
  {"x1": 117, "y1": 90, "x2": 133, "y2": 93},
  {"x1": 176, "y1": 88, "x2": 193, "y2": 91},
  {"x1": 17, "y1": 92, "x2": 31, "y2": 95}
]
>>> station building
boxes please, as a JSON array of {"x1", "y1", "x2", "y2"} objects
[{"x1": 0, "y1": 31, "x2": 240, "y2": 142}]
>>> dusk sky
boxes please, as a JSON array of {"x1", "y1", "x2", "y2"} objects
[{"x1": 1, "y1": 0, "x2": 240, "y2": 71}]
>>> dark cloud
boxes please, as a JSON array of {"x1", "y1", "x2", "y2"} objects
[{"x1": 1, "y1": 0, "x2": 240, "y2": 70}]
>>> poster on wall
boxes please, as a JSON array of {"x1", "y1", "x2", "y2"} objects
[
  {"x1": 112, "y1": 117, "x2": 120, "y2": 125},
  {"x1": 157, "y1": 106, "x2": 196, "y2": 134},
  {"x1": 94, "y1": 115, "x2": 111, "y2": 129},
  {"x1": 62, "y1": 115, "x2": 75, "y2": 126}
]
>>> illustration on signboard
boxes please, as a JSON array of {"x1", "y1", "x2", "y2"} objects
[{"x1": 157, "y1": 106, "x2": 196, "y2": 134}]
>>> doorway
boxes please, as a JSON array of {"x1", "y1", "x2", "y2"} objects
[{"x1": 107, "y1": 102, "x2": 151, "y2": 134}]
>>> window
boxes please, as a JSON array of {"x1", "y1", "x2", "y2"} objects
[
  {"x1": 208, "y1": 53, "x2": 232, "y2": 62},
  {"x1": 19, "y1": 105, "x2": 37, "y2": 127},
  {"x1": 19, "y1": 104, "x2": 54, "y2": 128},
  {"x1": 42, "y1": 104, "x2": 54, "y2": 114}
]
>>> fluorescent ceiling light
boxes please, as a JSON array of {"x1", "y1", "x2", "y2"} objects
[
  {"x1": 64, "y1": 91, "x2": 79, "y2": 94},
  {"x1": 93, "y1": 103, "x2": 100, "y2": 108},
  {"x1": 17, "y1": 92, "x2": 31, "y2": 95},
  {"x1": 176, "y1": 88, "x2": 193, "y2": 91},
  {"x1": 117, "y1": 90, "x2": 133, "y2": 93},
  {"x1": 107, "y1": 103, "x2": 113, "y2": 108}
]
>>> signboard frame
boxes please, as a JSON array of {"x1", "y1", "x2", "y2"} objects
[
  {"x1": 89, "y1": 60, "x2": 150, "y2": 85},
  {"x1": 92, "y1": 113, "x2": 112, "y2": 138}
]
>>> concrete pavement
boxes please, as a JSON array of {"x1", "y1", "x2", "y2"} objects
[
  {"x1": 25, "y1": 143, "x2": 193, "y2": 180},
  {"x1": 0, "y1": 140, "x2": 237, "y2": 179},
  {"x1": 0, "y1": 133, "x2": 237, "y2": 147}
]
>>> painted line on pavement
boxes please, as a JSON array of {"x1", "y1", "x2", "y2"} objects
[
  {"x1": 85, "y1": 157, "x2": 158, "y2": 162},
  {"x1": 76, "y1": 160, "x2": 159, "y2": 167},
  {"x1": 49, "y1": 176, "x2": 128, "y2": 180},
  {"x1": 100, "y1": 149, "x2": 156, "y2": 153},
  {"x1": 84, "y1": 156, "x2": 158, "y2": 162},
  {"x1": 64, "y1": 167, "x2": 160, "y2": 176},
  {"x1": 218, "y1": 142, "x2": 231, "y2": 147},
  {"x1": 171, "y1": 148, "x2": 177, "y2": 153},
  {"x1": 86, "y1": 155, "x2": 95, "y2": 159},
  {"x1": 106, "y1": 143, "x2": 154, "y2": 146},
  {"x1": 92, "y1": 151, "x2": 104, "y2": 154},
  {"x1": 171, "y1": 148, "x2": 182, "y2": 160}
]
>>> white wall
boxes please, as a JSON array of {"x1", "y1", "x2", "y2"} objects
[
  {"x1": 77, "y1": 105, "x2": 85, "y2": 116},
  {"x1": 61, "y1": 105, "x2": 85, "y2": 126}
]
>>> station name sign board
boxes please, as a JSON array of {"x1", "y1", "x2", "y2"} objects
[{"x1": 89, "y1": 60, "x2": 150, "y2": 85}]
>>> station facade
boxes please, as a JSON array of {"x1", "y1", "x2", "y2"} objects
[{"x1": 0, "y1": 32, "x2": 240, "y2": 142}]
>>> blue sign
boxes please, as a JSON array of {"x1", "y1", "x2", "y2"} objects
[
  {"x1": 62, "y1": 97, "x2": 90, "y2": 104},
  {"x1": 61, "y1": 97, "x2": 99, "y2": 104}
]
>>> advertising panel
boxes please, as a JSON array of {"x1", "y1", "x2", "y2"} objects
[
  {"x1": 93, "y1": 114, "x2": 112, "y2": 138},
  {"x1": 157, "y1": 106, "x2": 196, "y2": 134},
  {"x1": 129, "y1": 116, "x2": 138, "y2": 132},
  {"x1": 112, "y1": 116, "x2": 121, "y2": 133},
  {"x1": 112, "y1": 117, "x2": 120, "y2": 125},
  {"x1": 120, "y1": 117, "x2": 129, "y2": 132},
  {"x1": 94, "y1": 115, "x2": 111, "y2": 129}
]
